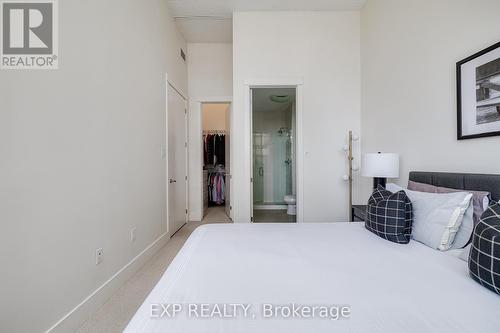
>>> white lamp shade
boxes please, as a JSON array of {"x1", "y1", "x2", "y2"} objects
[{"x1": 362, "y1": 153, "x2": 399, "y2": 178}]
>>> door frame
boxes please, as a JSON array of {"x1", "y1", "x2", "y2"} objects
[
  {"x1": 245, "y1": 78, "x2": 304, "y2": 223},
  {"x1": 191, "y1": 96, "x2": 233, "y2": 221},
  {"x1": 165, "y1": 73, "x2": 189, "y2": 236}
]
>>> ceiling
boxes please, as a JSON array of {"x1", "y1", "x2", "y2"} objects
[
  {"x1": 167, "y1": 0, "x2": 367, "y2": 43},
  {"x1": 252, "y1": 88, "x2": 296, "y2": 113}
]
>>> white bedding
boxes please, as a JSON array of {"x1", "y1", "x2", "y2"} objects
[{"x1": 125, "y1": 223, "x2": 500, "y2": 333}]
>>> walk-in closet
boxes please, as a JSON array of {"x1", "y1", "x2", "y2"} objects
[{"x1": 202, "y1": 103, "x2": 231, "y2": 220}]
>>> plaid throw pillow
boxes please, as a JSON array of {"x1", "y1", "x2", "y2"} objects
[
  {"x1": 468, "y1": 202, "x2": 500, "y2": 295},
  {"x1": 365, "y1": 185, "x2": 413, "y2": 244}
]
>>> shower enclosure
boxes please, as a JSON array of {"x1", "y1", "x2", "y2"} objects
[
  {"x1": 253, "y1": 129, "x2": 293, "y2": 205},
  {"x1": 252, "y1": 88, "x2": 296, "y2": 219}
]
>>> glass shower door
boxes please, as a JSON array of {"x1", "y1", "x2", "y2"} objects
[
  {"x1": 253, "y1": 131, "x2": 290, "y2": 206},
  {"x1": 270, "y1": 133, "x2": 287, "y2": 203},
  {"x1": 253, "y1": 133, "x2": 264, "y2": 205}
]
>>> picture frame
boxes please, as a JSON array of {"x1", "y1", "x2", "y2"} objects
[{"x1": 457, "y1": 41, "x2": 500, "y2": 140}]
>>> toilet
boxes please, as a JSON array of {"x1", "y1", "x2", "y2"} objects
[{"x1": 284, "y1": 195, "x2": 297, "y2": 215}]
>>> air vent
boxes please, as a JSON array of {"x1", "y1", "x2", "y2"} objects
[{"x1": 180, "y1": 48, "x2": 186, "y2": 62}]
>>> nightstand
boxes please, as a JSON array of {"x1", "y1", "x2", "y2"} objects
[{"x1": 352, "y1": 205, "x2": 367, "y2": 222}]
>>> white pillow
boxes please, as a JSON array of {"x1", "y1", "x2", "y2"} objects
[
  {"x1": 483, "y1": 197, "x2": 490, "y2": 210},
  {"x1": 453, "y1": 194, "x2": 489, "y2": 249},
  {"x1": 386, "y1": 183, "x2": 473, "y2": 250},
  {"x1": 451, "y1": 201, "x2": 474, "y2": 249}
]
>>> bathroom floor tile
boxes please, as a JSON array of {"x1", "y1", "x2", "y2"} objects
[{"x1": 253, "y1": 209, "x2": 296, "y2": 223}]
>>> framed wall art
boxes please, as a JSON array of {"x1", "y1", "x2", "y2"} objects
[{"x1": 457, "y1": 41, "x2": 500, "y2": 140}]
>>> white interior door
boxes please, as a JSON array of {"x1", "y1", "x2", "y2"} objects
[
  {"x1": 225, "y1": 104, "x2": 232, "y2": 219},
  {"x1": 168, "y1": 84, "x2": 187, "y2": 236}
]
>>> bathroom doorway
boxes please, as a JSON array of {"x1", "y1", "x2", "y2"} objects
[{"x1": 251, "y1": 88, "x2": 297, "y2": 223}]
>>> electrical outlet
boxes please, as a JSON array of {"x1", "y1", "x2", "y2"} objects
[
  {"x1": 130, "y1": 227, "x2": 137, "y2": 242},
  {"x1": 95, "y1": 248, "x2": 103, "y2": 265}
]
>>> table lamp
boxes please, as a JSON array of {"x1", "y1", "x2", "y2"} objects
[{"x1": 362, "y1": 153, "x2": 399, "y2": 189}]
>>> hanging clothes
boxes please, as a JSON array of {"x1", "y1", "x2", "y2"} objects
[
  {"x1": 203, "y1": 134, "x2": 209, "y2": 166},
  {"x1": 203, "y1": 134, "x2": 215, "y2": 166},
  {"x1": 207, "y1": 166, "x2": 225, "y2": 206},
  {"x1": 203, "y1": 132, "x2": 225, "y2": 167},
  {"x1": 215, "y1": 134, "x2": 225, "y2": 165},
  {"x1": 212, "y1": 134, "x2": 218, "y2": 165}
]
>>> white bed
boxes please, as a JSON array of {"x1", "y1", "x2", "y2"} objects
[{"x1": 125, "y1": 222, "x2": 500, "y2": 333}]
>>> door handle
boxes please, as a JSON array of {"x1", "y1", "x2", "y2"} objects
[
  {"x1": 259, "y1": 167, "x2": 264, "y2": 177},
  {"x1": 169, "y1": 178, "x2": 177, "y2": 184}
]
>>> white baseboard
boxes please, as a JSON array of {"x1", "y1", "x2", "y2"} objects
[
  {"x1": 44, "y1": 232, "x2": 169, "y2": 333},
  {"x1": 254, "y1": 205, "x2": 287, "y2": 210}
]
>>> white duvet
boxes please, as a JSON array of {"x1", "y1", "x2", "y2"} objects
[{"x1": 124, "y1": 222, "x2": 500, "y2": 333}]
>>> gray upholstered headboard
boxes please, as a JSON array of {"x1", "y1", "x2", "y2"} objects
[{"x1": 409, "y1": 171, "x2": 500, "y2": 202}]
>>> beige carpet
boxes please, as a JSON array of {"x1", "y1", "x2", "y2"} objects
[{"x1": 76, "y1": 207, "x2": 231, "y2": 333}]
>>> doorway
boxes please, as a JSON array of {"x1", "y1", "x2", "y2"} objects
[
  {"x1": 251, "y1": 88, "x2": 297, "y2": 223},
  {"x1": 167, "y1": 81, "x2": 188, "y2": 236},
  {"x1": 201, "y1": 102, "x2": 232, "y2": 222}
]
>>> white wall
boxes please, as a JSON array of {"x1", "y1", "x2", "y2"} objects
[
  {"x1": 232, "y1": 11, "x2": 361, "y2": 222},
  {"x1": 187, "y1": 43, "x2": 233, "y2": 221},
  {"x1": 203, "y1": 103, "x2": 230, "y2": 131},
  {"x1": 360, "y1": 0, "x2": 500, "y2": 202},
  {"x1": 187, "y1": 43, "x2": 233, "y2": 99},
  {"x1": 0, "y1": 1, "x2": 187, "y2": 332}
]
